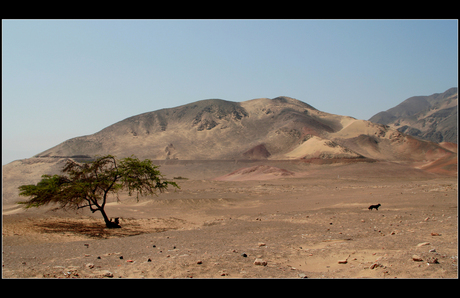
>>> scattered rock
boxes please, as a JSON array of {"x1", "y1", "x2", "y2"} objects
[
  {"x1": 426, "y1": 257, "x2": 439, "y2": 264},
  {"x1": 241, "y1": 253, "x2": 248, "y2": 258},
  {"x1": 102, "y1": 270, "x2": 113, "y2": 278},
  {"x1": 298, "y1": 273, "x2": 308, "y2": 278},
  {"x1": 338, "y1": 255, "x2": 350, "y2": 264},
  {"x1": 417, "y1": 242, "x2": 430, "y2": 247},
  {"x1": 429, "y1": 248, "x2": 437, "y2": 253},
  {"x1": 258, "y1": 242, "x2": 266, "y2": 247},
  {"x1": 219, "y1": 270, "x2": 228, "y2": 276},
  {"x1": 254, "y1": 258, "x2": 267, "y2": 266},
  {"x1": 431, "y1": 232, "x2": 441, "y2": 236},
  {"x1": 86, "y1": 263, "x2": 95, "y2": 269},
  {"x1": 196, "y1": 260, "x2": 203, "y2": 264},
  {"x1": 412, "y1": 255, "x2": 423, "y2": 262}
]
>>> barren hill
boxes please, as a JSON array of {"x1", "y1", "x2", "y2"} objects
[
  {"x1": 33, "y1": 96, "x2": 338, "y2": 160},
  {"x1": 3, "y1": 95, "x2": 457, "y2": 210},
  {"x1": 34, "y1": 95, "x2": 456, "y2": 164},
  {"x1": 369, "y1": 87, "x2": 458, "y2": 143}
]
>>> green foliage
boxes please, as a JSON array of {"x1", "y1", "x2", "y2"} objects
[
  {"x1": 18, "y1": 174, "x2": 74, "y2": 209},
  {"x1": 18, "y1": 155, "x2": 179, "y2": 228},
  {"x1": 117, "y1": 156, "x2": 178, "y2": 199}
]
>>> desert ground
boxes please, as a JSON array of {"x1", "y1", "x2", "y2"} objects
[{"x1": 2, "y1": 160, "x2": 458, "y2": 278}]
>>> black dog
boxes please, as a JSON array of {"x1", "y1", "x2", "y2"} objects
[{"x1": 368, "y1": 204, "x2": 381, "y2": 210}]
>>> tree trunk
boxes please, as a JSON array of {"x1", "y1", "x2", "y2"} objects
[{"x1": 99, "y1": 208, "x2": 121, "y2": 228}]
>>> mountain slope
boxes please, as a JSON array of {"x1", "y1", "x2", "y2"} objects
[
  {"x1": 34, "y1": 96, "x2": 456, "y2": 165},
  {"x1": 369, "y1": 88, "x2": 458, "y2": 143},
  {"x1": 4, "y1": 95, "x2": 457, "y2": 209},
  {"x1": 35, "y1": 96, "x2": 340, "y2": 160}
]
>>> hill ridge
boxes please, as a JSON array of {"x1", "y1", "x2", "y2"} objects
[
  {"x1": 32, "y1": 95, "x2": 455, "y2": 169},
  {"x1": 369, "y1": 88, "x2": 457, "y2": 143}
]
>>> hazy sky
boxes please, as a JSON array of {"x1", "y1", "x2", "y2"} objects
[{"x1": 2, "y1": 19, "x2": 458, "y2": 165}]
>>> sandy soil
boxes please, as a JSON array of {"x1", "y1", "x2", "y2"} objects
[{"x1": 2, "y1": 161, "x2": 457, "y2": 278}]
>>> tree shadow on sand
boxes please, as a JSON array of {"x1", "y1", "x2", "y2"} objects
[{"x1": 34, "y1": 218, "x2": 174, "y2": 239}]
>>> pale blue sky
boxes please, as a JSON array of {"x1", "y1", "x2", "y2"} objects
[{"x1": 2, "y1": 19, "x2": 458, "y2": 164}]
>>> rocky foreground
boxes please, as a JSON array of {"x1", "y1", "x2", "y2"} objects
[{"x1": 2, "y1": 163, "x2": 457, "y2": 278}]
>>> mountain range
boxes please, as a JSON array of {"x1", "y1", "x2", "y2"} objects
[
  {"x1": 33, "y1": 95, "x2": 457, "y2": 167},
  {"x1": 3, "y1": 93, "x2": 457, "y2": 209},
  {"x1": 368, "y1": 87, "x2": 457, "y2": 144}
]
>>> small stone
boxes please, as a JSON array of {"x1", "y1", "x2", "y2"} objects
[
  {"x1": 431, "y1": 232, "x2": 441, "y2": 236},
  {"x1": 298, "y1": 273, "x2": 308, "y2": 278},
  {"x1": 412, "y1": 255, "x2": 423, "y2": 262},
  {"x1": 196, "y1": 260, "x2": 203, "y2": 264},
  {"x1": 254, "y1": 258, "x2": 267, "y2": 266},
  {"x1": 338, "y1": 254, "x2": 350, "y2": 264},
  {"x1": 417, "y1": 242, "x2": 430, "y2": 247},
  {"x1": 426, "y1": 257, "x2": 439, "y2": 264},
  {"x1": 241, "y1": 253, "x2": 248, "y2": 257},
  {"x1": 126, "y1": 259, "x2": 134, "y2": 263},
  {"x1": 370, "y1": 263, "x2": 380, "y2": 269},
  {"x1": 258, "y1": 242, "x2": 266, "y2": 247},
  {"x1": 220, "y1": 270, "x2": 228, "y2": 276},
  {"x1": 147, "y1": 258, "x2": 152, "y2": 262},
  {"x1": 86, "y1": 263, "x2": 95, "y2": 269},
  {"x1": 119, "y1": 256, "x2": 123, "y2": 259},
  {"x1": 429, "y1": 248, "x2": 437, "y2": 253},
  {"x1": 102, "y1": 271, "x2": 113, "y2": 278}
]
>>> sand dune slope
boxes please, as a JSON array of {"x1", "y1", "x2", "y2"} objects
[{"x1": 213, "y1": 165, "x2": 296, "y2": 181}]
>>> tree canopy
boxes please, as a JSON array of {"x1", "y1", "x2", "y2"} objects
[{"x1": 18, "y1": 155, "x2": 179, "y2": 228}]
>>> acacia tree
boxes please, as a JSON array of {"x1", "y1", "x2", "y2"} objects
[{"x1": 18, "y1": 155, "x2": 179, "y2": 228}]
